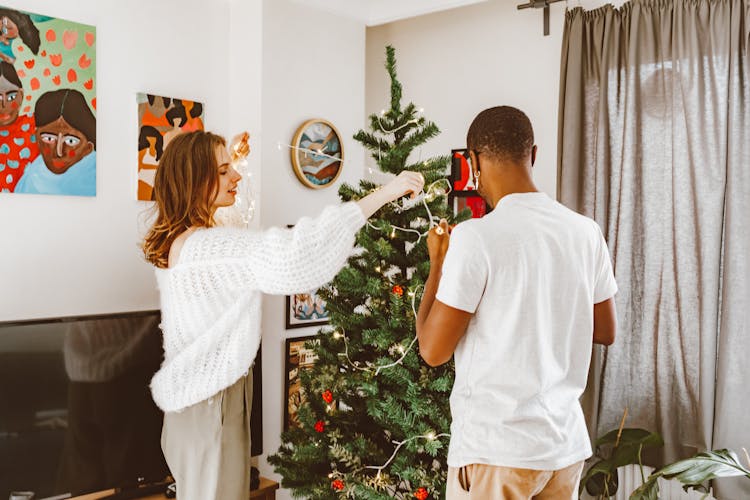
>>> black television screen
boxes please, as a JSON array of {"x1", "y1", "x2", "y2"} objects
[{"x1": 0, "y1": 310, "x2": 263, "y2": 499}]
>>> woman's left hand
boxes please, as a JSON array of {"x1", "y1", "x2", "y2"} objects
[{"x1": 230, "y1": 131, "x2": 251, "y2": 161}]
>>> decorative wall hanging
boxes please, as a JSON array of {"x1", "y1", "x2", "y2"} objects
[
  {"x1": 449, "y1": 148, "x2": 489, "y2": 218},
  {"x1": 284, "y1": 335, "x2": 321, "y2": 431},
  {"x1": 285, "y1": 288, "x2": 330, "y2": 329},
  {"x1": 290, "y1": 118, "x2": 343, "y2": 189},
  {"x1": 136, "y1": 93, "x2": 204, "y2": 201},
  {"x1": 0, "y1": 6, "x2": 96, "y2": 197}
]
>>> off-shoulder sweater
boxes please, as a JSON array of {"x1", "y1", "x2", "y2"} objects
[{"x1": 150, "y1": 202, "x2": 365, "y2": 412}]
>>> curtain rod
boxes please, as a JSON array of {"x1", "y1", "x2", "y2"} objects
[{"x1": 517, "y1": 0, "x2": 566, "y2": 36}]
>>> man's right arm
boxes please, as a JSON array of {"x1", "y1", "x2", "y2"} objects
[{"x1": 593, "y1": 297, "x2": 617, "y2": 345}]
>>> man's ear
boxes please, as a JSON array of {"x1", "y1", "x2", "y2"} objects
[{"x1": 531, "y1": 145, "x2": 538, "y2": 167}]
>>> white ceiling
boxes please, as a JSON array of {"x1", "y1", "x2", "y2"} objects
[{"x1": 291, "y1": 0, "x2": 490, "y2": 27}]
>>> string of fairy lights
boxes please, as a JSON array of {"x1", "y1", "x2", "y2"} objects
[
  {"x1": 333, "y1": 284, "x2": 423, "y2": 376},
  {"x1": 365, "y1": 432, "x2": 451, "y2": 479},
  {"x1": 366, "y1": 178, "x2": 452, "y2": 243},
  {"x1": 277, "y1": 141, "x2": 343, "y2": 163}
]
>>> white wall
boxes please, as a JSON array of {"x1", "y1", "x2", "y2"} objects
[
  {"x1": 366, "y1": 0, "x2": 625, "y2": 196},
  {"x1": 0, "y1": 0, "x2": 249, "y2": 321},
  {"x1": 256, "y1": 1, "x2": 365, "y2": 497}
]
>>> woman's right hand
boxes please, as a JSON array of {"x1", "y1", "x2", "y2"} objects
[
  {"x1": 356, "y1": 171, "x2": 425, "y2": 219},
  {"x1": 381, "y1": 171, "x2": 425, "y2": 202}
]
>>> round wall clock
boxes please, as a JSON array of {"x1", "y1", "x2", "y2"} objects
[{"x1": 290, "y1": 118, "x2": 344, "y2": 189}]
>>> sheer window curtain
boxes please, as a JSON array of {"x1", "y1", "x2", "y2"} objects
[{"x1": 557, "y1": 1, "x2": 749, "y2": 497}]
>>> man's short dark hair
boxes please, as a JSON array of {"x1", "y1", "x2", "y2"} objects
[{"x1": 466, "y1": 106, "x2": 534, "y2": 164}]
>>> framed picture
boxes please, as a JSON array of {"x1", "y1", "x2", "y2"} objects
[
  {"x1": 0, "y1": 7, "x2": 97, "y2": 197},
  {"x1": 290, "y1": 118, "x2": 343, "y2": 189},
  {"x1": 285, "y1": 288, "x2": 330, "y2": 329},
  {"x1": 453, "y1": 192, "x2": 489, "y2": 219},
  {"x1": 449, "y1": 148, "x2": 489, "y2": 218},
  {"x1": 284, "y1": 335, "x2": 320, "y2": 431},
  {"x1": 137, "y1": 93, "x2": 204, "y2": 200}
]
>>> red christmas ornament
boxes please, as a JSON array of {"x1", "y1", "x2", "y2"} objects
[
  {"x1": 392, "y1": 285, "x2": 404, "y2": 297},
  {"x1": 314, "y1": 420, "x2": 325, "y2": 433},
  {"x1": 414, "y1": 487, "x2": 429, "y2": 500},
  {"x1": 322, "y1": 390, "x2": 334, "y2": 404},
  {"x1": 332, "y1": 479, "x2": 345, "y2": 491}
]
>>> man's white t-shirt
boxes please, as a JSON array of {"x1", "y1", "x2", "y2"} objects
[{"x1": 436, "y1": 192, "x2": 617, "y2": 470}]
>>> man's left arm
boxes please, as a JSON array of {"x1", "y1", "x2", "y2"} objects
[{"x1": 416, "y1": 220, "x2": 481, "y2": 367}]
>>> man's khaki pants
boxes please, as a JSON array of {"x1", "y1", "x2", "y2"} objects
[
  {"x1": 446, "y1": 461, "x2": 585, "y2": 500},
  {"x1": 161, "y1": 372, "x2": 253, "y2": 500}
]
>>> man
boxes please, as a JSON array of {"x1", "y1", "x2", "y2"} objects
[{"x1": 416, "y1": 106, "x2": 617, "y2": 499}]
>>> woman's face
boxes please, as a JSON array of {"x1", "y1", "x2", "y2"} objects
[
  {"x1": 0, "y1": 75, "x2": 22, "y2": 126},
  {"x1": 211, "y1": 144, "x2": 241, "y2": 210},
  {"x1": 1, "y1": 17, "x2": 18, "y2": 40},
  {"x1": 38, "y1": 116, "x2": 94, "y2": 174}
]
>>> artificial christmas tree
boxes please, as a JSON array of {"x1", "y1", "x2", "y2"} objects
[{"x1": 269, "y1": 46, "x2": 470, "y2": 500}]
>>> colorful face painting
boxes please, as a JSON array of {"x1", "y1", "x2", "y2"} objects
[
  {"x1": 136, "y1": 93, "x2": 204, "y2": 201},
  {"x1": 0, "y1": 6, "x2": 96, "y2": 197}
]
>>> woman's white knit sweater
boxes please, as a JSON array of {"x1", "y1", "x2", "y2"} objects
[{"x1": 151, "y1": 202, "x2": 366, "y2": 413}]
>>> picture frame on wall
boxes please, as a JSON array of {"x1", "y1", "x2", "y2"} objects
[
  {"x1": 290, "y1": 118, "x2": 344, "y2": 189},
  {"x1": 449, "y1": 148, "x2": 490, "y2": 219},
  {"x1": 452, "y1": 192, "x2": 489, "y2": 219},
  {"x1": 285, "y1": 289, "x2": 330, "y2": 329},
  {"x1": 0, "y1": 6, "x2": 97, "y2": 197},
  {"x1": 284, "y1": 335, "x2": 320, "y2": 431},
  {"x1": 137, "y1": 93, "x2": 205, "y2": 201}
]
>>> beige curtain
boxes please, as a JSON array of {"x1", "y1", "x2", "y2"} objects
[{"x1": 558, "y1": 1, "x2": 749, "y2": 498}]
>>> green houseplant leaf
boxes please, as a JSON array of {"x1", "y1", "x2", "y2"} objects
[
  {"x1": 581, "y1": 458, "x2": 619, "y2": 497},
  {"x1": 629, "y1": 449, "x2": 750, "y2": 500},
  {"x1": 580, "y1": 427, "x2": 664, "y2": 499}
]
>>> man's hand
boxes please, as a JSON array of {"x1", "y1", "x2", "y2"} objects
[
  {"x1": 417, "y1": 218, "x2": 472, "y2": 367},
  {"x1": 427, "y1": 219, "x2": 451, "y2": 265}
]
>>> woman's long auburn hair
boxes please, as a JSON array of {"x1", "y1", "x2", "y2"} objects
[{"x1": 142, "y1": 130, "x2": 226, "y2": 269}]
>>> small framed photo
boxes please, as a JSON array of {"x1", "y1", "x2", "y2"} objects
[
  {"x1": 449, "y1": 148, "x2": 489, "y2": 219},
  {"x1": 285, "y1": 289, "x2": 330, "y2": 329},
  {"x1": 453, "y1": 192, "x2": 489, "y2": 219},
  {"x1": 290, "y1": 118, "x2": 344, "y2": 189},
  {"x1": 451, "y1": 148, "x2": 474, "y2": 191},
  {"x1": 284, "y1": 335, "x2": 320, "y2": 431}
]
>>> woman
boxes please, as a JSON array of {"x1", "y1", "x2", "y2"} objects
[
  {"x1": 0, "y1": 61, "x2": 38, "y2": 192},
  {"x1": 141, "y1": 130, "x2": 423, "y2": 500},
  {"x1": 14, "y1": 88, "x2": 96, "y2": 196}
]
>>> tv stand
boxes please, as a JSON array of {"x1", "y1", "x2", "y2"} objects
[{"x1": 70, "y1": 477, "x2": 279, "y2": 500}]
